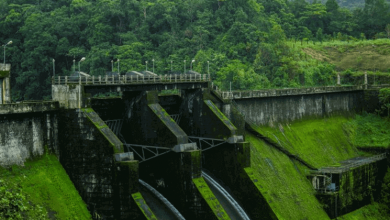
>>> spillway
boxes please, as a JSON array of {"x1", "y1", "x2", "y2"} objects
[
  {"x1": 139, "y1": 179, "x2": 185, "y2": 220},
  {"x1": 202, "y1": 171, "x2": 250, "y2": 220}
]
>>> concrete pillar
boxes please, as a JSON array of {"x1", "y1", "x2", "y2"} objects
[
  {"x1": 364, "y1": 71, "x2": 368, "y2": 89},
  {"x1": 0, "y1": 63, "x2": 11, "y2": 104},
  {"x1": 337, "y1": 73, "x2": 340, "y2": 86}
]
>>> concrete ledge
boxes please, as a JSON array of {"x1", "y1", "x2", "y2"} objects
[
  {"x1": 193, "y1": 177, "x2": 230, "y2": 220},
  {"x1": 172, "y1": 143, "x2": 198, "y2": 152},
  {"x1": 0, "y1": 101, "x2": 59, "y2": 114},
  {"x1": 132, "y1": 192, "x2": 158, "y2": 220},
  {"x1": 220, "y1": 85, "x2": 365, "y2": 100}
]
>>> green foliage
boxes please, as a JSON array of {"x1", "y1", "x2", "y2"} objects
[
  {"x1": 345, "y1": 113, "x2": 390, "y2": 148},
  {"x1": 379, "y1": 88, "x2": 390, "y2": 117},
  {"x1": 2, "y1": 0, "x2": 390, "y2": 100},
  {"x1": 0, "y1": 179, "x2": 47, "y2": 219},
  {"x1": 0, "y1": 154, "x2": 91, "y2": 219}
]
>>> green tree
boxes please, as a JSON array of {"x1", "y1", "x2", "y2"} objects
[{"x1": 379, "y1": 88, "x2": 390, "y2": 117}]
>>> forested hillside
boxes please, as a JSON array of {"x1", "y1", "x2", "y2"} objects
[{"x1": 1, "y1": 0, "x2": 390, "y2": 100}]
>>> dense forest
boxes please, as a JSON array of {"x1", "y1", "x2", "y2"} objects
[{"x1": 1, "y1": 0, "x2": 390, "y2": 100}]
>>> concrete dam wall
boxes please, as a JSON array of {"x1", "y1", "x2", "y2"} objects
[
  {"x1": 0, "y1": 81, "x2": 388, "y2": 219},
  {"x1": 233, "y1": 88, "x2": 364, "y2": 126},
  {"x1": 0, "y1": 101, "x2": 59, "y2": 167}
]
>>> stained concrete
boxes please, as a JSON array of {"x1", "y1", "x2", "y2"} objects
[{"x1": 235, "y1": 91, "x2": 363, "y2": 126}]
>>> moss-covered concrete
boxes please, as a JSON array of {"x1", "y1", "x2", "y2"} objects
[
  {"x1": 132, "y1": 192, "x2": 158, "y2": 220},
  {"x1": 82, "y1": 108, "x2": 123, "y2": 153},
  {"x1": 246, "y1": 133, "x2": 330, "y2": 219},
  {"x1": 193, "y1": 177, "x2": 230, "y2": 220},
  {"x1": 122, "y1": 91, "x2": 187, "y2": 148}
]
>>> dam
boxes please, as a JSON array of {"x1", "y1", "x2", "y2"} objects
[{"x1": 0, "y1": 64, "x2": 388, "y2": 219}]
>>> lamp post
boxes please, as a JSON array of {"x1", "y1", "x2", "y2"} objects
[
  {"x1": 171, "y1": 60, "x2": 173, "y2": 72},
  {"x1": 145, "y1": 61, "x2": 148, "y2": 71},
  {"x1": 3, "y1": 40, "x2": 12, "y2": 70},
  {"x1": 184, "y1": 60, "x2": 186, "y2": 73},
  {"x1": 191, "y1": 59, "x2": 195, "y2": 71},
  {"x1": 73, "y1": 59, "x2": 75, "y2": 73},
  {"x1": 79, "y1": 57, "x2": 86, "y2": 74},
  {"x1": 111, "y1": 60, "x2": 113, "y2": 72},
  {"x1": 207, "y1": 61, "x2": 210, "y2": 80},
  {"x1": 53, "y1": 59, "x2": 55, "y2": 77},
  {"x1": 117, "y1": 59, "x2": 120, "y2": 74},
  {"x1": 152, "y1": 59, "x2": 155, "y2": 73}
]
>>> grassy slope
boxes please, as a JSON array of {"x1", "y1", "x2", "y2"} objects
[
  {"x1": 337, "y1": 202, "x2": 389, "y2": 220},
  {"x1": 346, "y1": 113, "x2": 390, "y2": 148},
  {"x1": 255, "y1": 116, "x2": 360, "y2": 168},
  {"x1": 296, "y1": 39, "x2": 390, "y2": 72},
  {"x1": 247, "y1": 133, "x2": 329, "y2": 219},
  {"x1": 0, "y1": 154, "x2": 91, "y2": 220}
]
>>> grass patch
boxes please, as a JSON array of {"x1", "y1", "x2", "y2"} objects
[
  {"x1": 246, "y1": 133, "x2": 329, "y2": 219},
  {"x1": 0, "y1": 154, "x2": 91, "y2": 219},
  {"x1": 337, "y1": 202, "x2": 389, "y2": 220},
  {"x1": 291, "y1": 39, "x2": 390, "y2": 72},
  {"x1": 254, "y1": 116, "x2": 359, "y2": 168},
  {"x1": 345, "y1": 113, "x2": 390, "y2": 148}
]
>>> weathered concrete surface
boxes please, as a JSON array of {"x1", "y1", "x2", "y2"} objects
[
  {"x1": 57, "y1": 108, "x2": 145, "y2": 219},
  {"x1": 140, "y1": 150, "x2": 226, "y2": 220},
  {"x1": 0, "y1": 101, "x2": 59, "y2": 114},
  {"x1": 202, "y1": 142, "x2": 278, "y2": 220},
  {"x1": 0, "y1": 109, "x2": 58, "y2": 167},
  {"x1": 235, "y1": 91, "x2": 363, "y2": 126},
  {"x1": 0, "y1": 63, "x2": 11, "y2": 104},
  {"x1": 122, "y1": 91, "x2": 187, "y2": 148},
  {"x1": 52, "y1": 84, "x2": 83, "y2": 109},
  {"x1": 314, "y1": 156, "x2": 387, "y2": 219}
]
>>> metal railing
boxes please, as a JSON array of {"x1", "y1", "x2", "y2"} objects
[
  {"x1": 313, "y1": 153, "x2": 387, "y2": 173},
  {"x1": 219, "y1": 85, "x2": 367, "y2": 100},
  {"x1": 52, "y1": 74, "x2": 210, "y2": 85}
]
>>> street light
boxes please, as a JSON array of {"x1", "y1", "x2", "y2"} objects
[
  {"x1": 53, "y1": 59, "x2": 55, "y2": 77},
  {"x1": 145, "y1": 61, "x2": 148, "y2": 71},
  {"x1": 152, "y1": 59, "x2": 155, "y2": 73},
  {"x1": 191, "y1": 59, "x2": 195, "y2": 71},
  {"x1": 184, "y1": 60, "x2": 186, "y2": 73},
  {"x1": 171, "y1": 60, "x2": 173, "y2": 72},
  {"x1": 111, "y1": 60, "x2": 113, "y2": 72},
  {"x1": 79, "y1": 57, "x2": 86, "y2": 74},
  {"x1": 73, "y1": 59, "x2": 75, "y2": 73},
  {"x1": 3, "y1": 40, "x2": 12, "y2": 69},
  {"x1": 117, "y1": 59, "x2": 120, "y2": 74},
  {"x1": 207, "y1": 61, "x2": 210, "y2": 80}
]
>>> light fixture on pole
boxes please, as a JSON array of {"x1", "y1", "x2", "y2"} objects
[
  {"x1": 111, "y1": 60, "x2": 113, "y2": 72},
  {"x1": 117, "y1": 59, "x2": 120, "y2": 74},
  {"x1": 3, "y1": 40, "x2": 12, "y2": 70},
  {"x1": 73, "y1": 59, "x2": 75, "y2": 73},
  {"x1": 53, "y1": 59, "x2": 55, "y2": 77},
  {"x1": 207, "y1": 61, "x2": 210, "y2": 80},
  {"x1": 191, "y1": 59, "x2": 195, "y2": 71},
  {"x1": 171, "y1": 60, "x2": 173, "y2": 72},
  {"x1": 145, "y1": 61, "x2": 148, "y2": 71},
  {"x1": 79, "y1": 57, "x2": 86, "y2": 74},
  {"x1": 184, "y1": 60, "x2": 186, "y2": 74},
  {"x1": 152, "y1": 59, "x2": 155, "y2": 73}
]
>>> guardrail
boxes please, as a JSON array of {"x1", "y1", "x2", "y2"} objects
[
  {"x1": 214, "y1": 84, "x2": 390, "y2": 100},
  {"x1": 219, "y1": 85, "x2": 367, "y2": 99},
  {"x1": 52, "y1": 74, "x2": 210, "y2": 85},
  {"x1": 313, "y1": 153, "x2": 387, "y2": 173}
]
